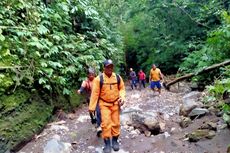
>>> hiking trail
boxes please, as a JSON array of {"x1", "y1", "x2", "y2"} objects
[{"x1": 19, "y1": 82, "x2": 230, "y2": 153}]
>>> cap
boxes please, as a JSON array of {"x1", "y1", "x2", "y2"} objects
[
  {"x1": 88, "y1": 67, "x2": 95, "y2": 74},
  {"x1": 103, "y1": 59, "x2": 113, "y2": 67}
]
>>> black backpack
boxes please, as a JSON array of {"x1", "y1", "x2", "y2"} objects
[{"x1": 99, "y1": 74, "x2": 121, "y2": 90}]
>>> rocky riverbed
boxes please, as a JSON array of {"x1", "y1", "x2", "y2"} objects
[{"x1": 18, "y1": 82, "x2": 230, "y2": 153}]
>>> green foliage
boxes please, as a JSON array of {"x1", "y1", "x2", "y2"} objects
[
  {"x1": 112, "y1": 0, "x2": 226, "y2": 73},
  {"x1": 97, "y1": 0, "x2": 230, "y2": 76},
  {"x1": 0, "y1": 89, "x2": 30, "y2": 116},
  {"x1": 69, "y1": 89, "x2": 84, "y2": 108},
  {"x1": 0, "y1": 73, "x2": 14, "y2": 94},
  {"x1": 180, "y1": 11, "x2": 230, "y2": 74},
  {"x1": 207, "y1": 78, "x2": 230, "y2": 99},
  {"x1": 206, "y1": 66, "x2": 230, "y2": 124},
  {"x1": 0, "y1": 0, "x2": 124, "y2": 96}
]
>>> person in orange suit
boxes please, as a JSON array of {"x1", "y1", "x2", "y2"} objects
[{"x1": 89, "y1": 59, "x2": 125, "y2": 153}]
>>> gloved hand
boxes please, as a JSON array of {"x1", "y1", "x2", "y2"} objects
[
  {"x1": 91, "y1": 116, "x2": 97, "y2": 124},
  {"x1": 89, "y1": 110, "x2": 96, "y2": 124}
]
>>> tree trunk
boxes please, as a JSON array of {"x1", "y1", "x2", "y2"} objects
[{"x1": 164, "y1": 60, "x2": 230, "y2": 90}]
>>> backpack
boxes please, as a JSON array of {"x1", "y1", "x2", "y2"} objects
[{"x1": 99, "y1": 74, "x2": 121, "y2": 90}]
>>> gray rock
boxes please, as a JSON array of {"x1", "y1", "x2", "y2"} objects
[
  {"x1": 206, "y1": 130, "x2": 216, "y2": 139},
  {"x1": 200, "y1": 121, "x2": 217, "y2": 131},
  {"x1": 50, "y1": 125, "x2": 69, "y2": 131},
  {"x1": 183, "y1": 91, "x2": 202, "y2": 100},
  {"x1": 188, "y1": 108, "x2": 209, "y2": 117},
  {"x1": 164, "y1": 132, "x2": 170, "y2": 138},
  {"x1": 179, "y1": 92, "x2": 204, "y2": 116},
  {"x1": 219, "y1": 124, "x2": 228, "y2": 130},
  {"x1": 179, "y1": 116, "x2": 192, "y2": 128},
  {"x1": 43, "y1": 138, "x2": 72, "y2": 153},
  {"x1": 144, "y1": 130, "x2": 151, "y2": 137},
  {"x1": 144, "y1": 117, "x2": 159, "y2": 130},
  {"x1": 159, "y1": 122, "x2": 166, "y2": 132},
  {"x1": 131, "y1": 112, "x2": 161, "y2": 134},
  {"x1": 190, "y1": 82, "x2": 199, "y2": 90}
]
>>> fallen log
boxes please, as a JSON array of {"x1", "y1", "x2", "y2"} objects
[{"x1": 164, "y1": 60, "x2": 230, "y2": 90}]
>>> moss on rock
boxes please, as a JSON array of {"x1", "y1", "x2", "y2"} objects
[
  {"x1": 0, "y1": 89, "x2": 52, "y2": 153},
  {"x1": 186, "y1": 129, "x2": 216, "y2": 142},
  {"x1": 0, "y1": 89, "x2": 30, "y2": 117},
  {"x1": 0, "y1": 88, "x2": 84, "y2": 152}
]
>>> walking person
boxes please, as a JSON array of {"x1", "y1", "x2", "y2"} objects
[
  {"x1": 149, "y1": 64, "x2": 164, "y2": 95},
  {"x1": 89, "y1": 59, "x2": 126, "y2": 153},
  {"x1": 77, "y1": 68, "x2": 102, "y2": 136},
  {"x1": 129, "y1": 68, "x2": 137, "y2": 89},
  {"x1": 138, "y1": 69, "x2": 146, "y2": 89}
]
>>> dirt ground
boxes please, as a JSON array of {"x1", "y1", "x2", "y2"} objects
[{"x1": 18, "y1": 83, "x2": 230, "y2": 153}]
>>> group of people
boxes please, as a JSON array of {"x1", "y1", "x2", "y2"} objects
[
  {"x1": 129, "y1": 68, "x2": 146, "y2": 89},
  {"x1": 129, "y1": 64, "x2": 164, "y2": 94},
  {"x1": 77, "y1": 59, "x2": 163, "y2": 153},
  {"x1": 77, "y1": 59, "x2": 125, "y2": 153}
]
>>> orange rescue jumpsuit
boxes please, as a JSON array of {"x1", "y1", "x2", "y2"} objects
[{"x1": 89, "y1": 72, "x2": 125, "y2": 139}]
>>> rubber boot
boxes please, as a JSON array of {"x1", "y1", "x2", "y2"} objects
[
  {"x1": 112, "y1": 136, "x2": 119, "y2": 151},
  {"x1": 103, "y1": 138, "x2": 111, "y2": 153}
]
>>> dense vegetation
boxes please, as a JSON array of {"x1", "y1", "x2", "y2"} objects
[
  {"x1": 118, "y1": 1, "x2": 229, "y2": 74},
  {"x1": 0, "y1": 0, "x2": 124, "y2": 96},
  {"x1": 0, "y1": 0, "x2": 124, "y2": 152},
  {"x1": 99, "y1": 0, "x2": 230, "y2": 125},
  {"x1": 0, "y1": 0, "x2": 230, "y2": 152},
  {"x1": 96, "y1": 0, "x2": 229, "y2": 74}
]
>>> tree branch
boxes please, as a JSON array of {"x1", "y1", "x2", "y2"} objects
[{"x1": 164, "y1": 60, "x2": 230, "y2": 90}]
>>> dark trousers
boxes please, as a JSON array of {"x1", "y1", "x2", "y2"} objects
[
  {"x1": 139, "y1": 80, "x2": 146, "y2": 89},
  {"x1": 96, "y1": 103, "x2": 101, "y2": 127},
  {"x1": 131, "y1": 79, "x2": 137, "y2": 89}
]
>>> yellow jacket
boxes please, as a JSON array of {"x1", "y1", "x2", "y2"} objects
[{"x1": 89, "y1": 72, "x2": 125, "y2": 111}]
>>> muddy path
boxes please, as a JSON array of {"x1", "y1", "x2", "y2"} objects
[{"x1": 19, "y1": 83, "x2": 230, "y2": 153}]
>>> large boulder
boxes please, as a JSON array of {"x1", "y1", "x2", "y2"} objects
[
  {"x1": 179, "y1": 91, "x2": 203, "y2": 116},
  {"x1": 131, "y1": 112, "x2": 161, "y2": 135},
  {"x1": 183, "y1": 91, "x2": 202, "y2": 100},
  {"x1": 122, "y1": 111, "x2": 162, "y2": 136},
  {"x1": 120, "y1": 109, "x2": 141, "y2": 126}
]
